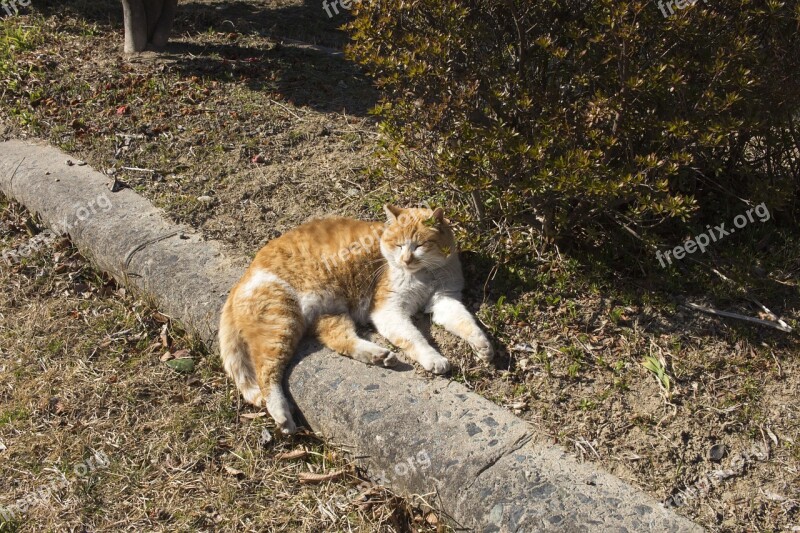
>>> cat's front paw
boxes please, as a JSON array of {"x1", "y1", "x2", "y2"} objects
[
  {"x1": 469, "y1": 333, "x2": 494, "y2": 362},
  {"x1": 419, "y1": 351, "x2": 451, "y2": 374},
  {"x1": 354, "y1": 341, "x2": 399, "y2": 368}
]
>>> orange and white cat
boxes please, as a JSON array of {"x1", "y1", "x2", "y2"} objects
[{"x1": 219, "y1": 205, "x2": 494, "y2": 434}]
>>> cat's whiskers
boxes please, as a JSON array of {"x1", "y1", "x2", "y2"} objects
[{"x1": 364, "y1": 262, "x2": 389, "y2": 293}]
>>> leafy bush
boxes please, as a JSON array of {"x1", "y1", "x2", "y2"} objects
[{"x1": 348, "y1": 0, "x2": 800, "y2": 251}]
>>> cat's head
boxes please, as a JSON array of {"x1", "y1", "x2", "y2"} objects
[{"x1": 380, "y1": 205, "x2": 457, "y2": 273}]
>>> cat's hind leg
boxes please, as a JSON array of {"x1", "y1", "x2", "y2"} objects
[{"x1": 314, "y1": 313, "x2": 398, "y2": 367}]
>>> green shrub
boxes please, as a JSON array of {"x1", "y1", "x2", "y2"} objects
[{"x1": 348, "y1": 0, "x2": 800, "y2": 252}]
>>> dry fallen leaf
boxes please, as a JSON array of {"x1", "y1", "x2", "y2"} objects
[
  {"x1": 48, "y1": 397, "x2": 66, "y2": 415},
  {"x1": 277, "y1": 449, "x2": 308, "y2": 461},
  {"x1": 165, "y1": 358, "x2": 195, "y2": 374},
  {"x1": 239, "y1": 412, "x2": 266, "y2": 420},
  {"x1": 298, "y1": 470, "x2": 344, "y2": 484},
  {"x1": 765, "y1": 427, "x2": 779, "y2": 446},
  {"x1": 159, "y1": 324, "x2": 170, "y2": 349},
  {"x1": 152, "y1": 311, "x2": 170, "y2": 323},
  {"x1": 160, "y1": 352, "x2": 174, "y2": 362}
]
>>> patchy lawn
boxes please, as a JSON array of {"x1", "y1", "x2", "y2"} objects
[
  {"x1": 0, "y1": 199, "x2": 444, "y2": 531},
  {"x1": 1, "y1": 1, "x2": 798, "y2": 531}
]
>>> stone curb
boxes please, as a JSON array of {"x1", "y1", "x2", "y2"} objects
[{"x1": 0, "y1": 140, "x2": 702, "y2": 532}]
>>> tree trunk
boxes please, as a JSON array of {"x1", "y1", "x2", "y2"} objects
[{"x1": 121, "y1": 0, "x2": 178, "y2": 54}]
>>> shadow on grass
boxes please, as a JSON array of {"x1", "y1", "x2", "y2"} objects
[
  {"x1": 32, "y1": 0, "x2": 377, "y2": 116},
  {"x1": 464, "y1": 208, "x2": 800, "y2": 364}
]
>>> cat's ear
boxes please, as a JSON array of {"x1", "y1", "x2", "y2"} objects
[
  {"x1": 424, "y1": 207, "x2": 445, "y2": 228},
  {"x1": 384, "y1": 204, "x2": 403, "y2": 223}
]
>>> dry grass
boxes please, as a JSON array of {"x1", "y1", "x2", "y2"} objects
[
  {"x1": 1, "y1": 2, "x2": 799, "y2": 531},
  {"x1": 0, "y1": 199, "x2": 445, "y2": 532}
]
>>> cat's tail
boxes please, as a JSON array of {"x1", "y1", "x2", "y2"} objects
[
  {"x1": 219, "y1": 298, "x2": 263, "y2": 407},
  {"x1": 218, "y1": 273, "x2": 305, "y2": 434}
]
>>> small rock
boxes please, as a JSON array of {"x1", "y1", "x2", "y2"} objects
[
  {"x1": 510, "y1": 401, "x2": 527, "y2": 411},
  {"x1": 708, "y1": 443, "x2": 726, "y2": 462},
  {"x1": 197, "y1": 195, "x2": 213, "y2": 204},
  {"x1": 223, "y1": 465, "x2": 245, "y2": 478}
]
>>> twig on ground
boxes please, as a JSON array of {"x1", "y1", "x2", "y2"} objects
[
  {"x1": 683, "y1": 302, "x2": 793, "y2": 333},
  {"x1": 269, "y1": 99, "x2": 303, "y2": 121}
]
